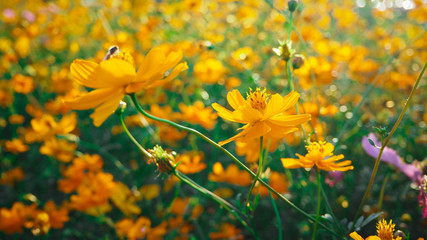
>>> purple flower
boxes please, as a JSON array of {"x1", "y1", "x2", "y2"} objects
[{"x1": 362, "y1": 133, "x2": 423, "y2": 184}]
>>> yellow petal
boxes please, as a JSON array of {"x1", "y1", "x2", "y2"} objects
[
  {"x1": 145, "y1": 62, "x2": 188, "y2": 89},
  {"x1": 90, "y1": 90, "x2": 125, "y2": 127},
  {"x1": 212, "y1": 103, "x2": 244, "y2": 123},
  {"x1": 232, "y1": 105, "x2": 262, "y2": 123},
  {"x1": 280, "y1": 91, "x2": 300, "y2": 112},
  {"x1": 349, "y1": 232, "x2": 364, "y2": 240},
  {"x1": 281, "y1": 158, "x2": 305, "y2": 169},
  {"x1": 70, "y1": 60, "x2": 104, "y2": 88},
  {"x1": 240, "y1": 121, "x2": 271, "y2": 141},
  {"x1": 218, "y1": 124, "x2": 251, "y2": 146},
  {"x1": 136, "y1": 47, "x2": 167, "y2": 80},
  {"x1": 95, "y1": 58, "x2": 136, "y2": 87},
  {"x1": 64, "y1": 88, "x2": 118, "y2": 110},
  {"x1": 264, "y1": 94, "x2": 285, "y2": 119},
  {"x1": 227, "y1": 90, "x2": 247, "y2": 110},
  {"x1": 268, "y1": 114, "x2": 311, "y2": 126},
  {"x1": 265, "y1": 121, "x2": 299, "y2": 138}
]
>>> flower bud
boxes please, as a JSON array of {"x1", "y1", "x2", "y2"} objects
[
  {"x1": 272, "y1": 40, "x2": 295, "y2": 62},
  {"x1": 288, "y1": 0, "x2": 298, "y2": 12},
  {"x1": 148, "y1": 145, "x2": 176, "y2": 174},
  {"x1": 292, "y1": 54, "x2": 305, "y2": 69}
]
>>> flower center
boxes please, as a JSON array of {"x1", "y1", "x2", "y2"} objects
[
  {"x1": 246, "y1": 88, "x2": 269, "y2": 110},
  {"x1": 376, "y1": 220, "x2": 394, "y2": 240},
  {"x1": 104, "y1": 45, "x2": 135, "y2": 67}
]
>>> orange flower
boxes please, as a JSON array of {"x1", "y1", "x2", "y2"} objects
[
  {"x1": 111, "y1": 182, "x2": 141, "y2": 216},
  {"x1": 208, "y1": 162, "x2": 252, "y2": 186},
  {"x1": 0, "y1": 167, "x2": 25, "y2": 186},
  {"x1": 176, "y1": 151, "x2": 207, "y2": 174},
  {"x1": 282, "y1": 141, "x2": 354, "y2": 172},
  {"x1": 177, "y1": 101, "x2": 217, "y2": 129},
  {"x1": 39, "y1": 138, "x2": 77, "y2": 163},
  {"x1": 64, "y1": 46, "x2": 188, "y2": 126},
  {"x1": 24, "y1": 113, "x2": 76, "y2": 143},
  {"x1": 349, "y1": 219, "x2": 402, "y2": 240},
  {"x1": 4, "y1": 139, "x2": 29, "y2": 154},
  {"x1": 43, "y1": 201, "x2": 69, "y2": 229},
  {"x1": 210, "y1": 223, "x2": 243, "y2": 240},
  {"x1": 115, "y1": 217, "x2": 151, "y2": 240},
  {"x1": 11, "y1": 74, "x2": 34, "y2": 94},
  {"x1": 212, "y1": 88, "x2": 310, "y2": 145},
  {"x1": 0, "y1": 202, "x2": 38, "y2": 234}
]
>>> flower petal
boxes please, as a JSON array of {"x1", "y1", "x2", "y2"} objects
[
  {"x1": 281, "y1": 158, "x2": 305, "y2": 169},
  {"x1": 94, "y1": 58, "x2": 136, "y2": 87},
  {"x1": 64, "y1": 88, "x2": 118, "y2": 110},
  {"x1": 280, "y1": 91, "x2": 300, "y2": 112},
  {"x1": 212, "y1": 103, "x2": 245, "y2": 123},
  {"x1": 232, "y1": 105, "x2": 262, "y2": 123},
  {"x1": 227, "y1": 90, "x2": 247, "y2": 110},
  {"x1": 264, "y1": 94, "x2": 285, "y2": 119},
  {"x1": 70, "y1": 60, "x2": 104, "y2": 88},
  {"x1": 90, "y1": 90, "x2": 125, "y2": 127},
  {"x1": 268, "y1": 114, "x2": 311, "y2": 126}
]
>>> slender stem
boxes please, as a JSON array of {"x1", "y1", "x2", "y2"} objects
[
  {"x1": 312, "y1": 171, "x2": 322, "y2": 240},
  {"x1": 320, "y1": 181, "x2": 343, "y2": 234},
  {"x1": 378, "y1": 173, "x2": 390, "y2": 210},
  {"x1": 350, "y1": 61, "x2": 426, "y2": 230},
  {"x1": 118, "y1": 112, "x2": 152, "y2": 158},
  {"x1": 174, "y1": 170, "x2": 258, "y2": 239},
  {"x1": 130, "y1": 93, "x2": 343, "y2": 238},
  {"x1": 246, "y1": 137, "x2": 264, "y2": 210},
  {"x1": 269, "y1": 191, "x2": 283, "y2": 240}
]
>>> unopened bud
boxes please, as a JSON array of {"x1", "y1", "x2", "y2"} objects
[
  {"x1": 288, "y1": 0, "x2": 298, "y2": 12},
  {"x1": 148, "y1": 145, "x2": 176, "y2": 174},
  {"x1": 394, "y1": 230, "x2": 406, "y2": 239},
  {"x1": 292, "y1": 54, "x2": 305, "y2": 69},
  {"x1": 272, "y1": 40, "x2": 295, "y2": 62}
]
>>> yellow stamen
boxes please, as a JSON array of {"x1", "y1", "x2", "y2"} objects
[{"x1": 246, "y1": 88, "x2": 270, "y2": 110}]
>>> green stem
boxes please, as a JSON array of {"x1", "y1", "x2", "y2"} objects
[
  {"x1": 350, "y1": 61, "x2": 427, "y2": 230},
  {"x1": 269, "y1": 191, "x2": 283, "y2": 240},
  {"x1": 377, "y1": 173, "x2": 390, "y2": 210},
  {"x1": 246, "y1": 137, "x2": 264, "y2": 211},
  {"x1": 130, "y1": 93, "x2": 343, "y2": 239},
  {"x1": 320, "y1": 181, "x2": 343, "y2": 234},
  {"x1": 312, "y1": 171, "x2": 322, "y2": 240},
  {"x1": 174, "y1": 170, "x2": 258, "y2": 239},
  {"x1": 118, "y1": 111, "x2": 152, "y2": 158}
]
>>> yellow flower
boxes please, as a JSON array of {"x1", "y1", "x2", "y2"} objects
[
  {"x1": 282, "y1": 141, "x2": 353, "y2": 172},
  {"x1": 115, "y1": 217, "x2": 151, "y2": 240},
  {"x1": 208, "y1": 162, "x2": 252, "y2": 186},
  {"x1": 177, "y1": 101, "x2": 217, "y2": 129},
  {"x1": 64, "y1": 46, "x2": 188, "y2": 126},
  {"x1": 111, "y1": 182, "x2": 141, "y2": 216},
  {"x1": 11, "y1": 74, "x2": 34, "y2": 94},
  {"x1": 4, "y1": 139, "x2": 29, "y2": 154},
  {"x1": 176, "y1": 151, "x2": 207, "y2": 174},
  {"x1": 212, "y1": 88, "x2": 310, "y2": 146},
  {"x1": 349, "y1": 219, "x2": 402, "y2": 240}
]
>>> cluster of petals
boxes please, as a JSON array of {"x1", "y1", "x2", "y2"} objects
[
  {"x1": 64, "y1": 46, "x2": 188, "y2": 126},
  {"x1": 212, "y1": 89, "x2": 311, "y2": 145},
  {"x1": 282, "y1": 141, "x2": 354, "y2": 172}
]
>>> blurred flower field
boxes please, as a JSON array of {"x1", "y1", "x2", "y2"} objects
[{"x1": 0, "y1": 0, "x2": 426, "y2": 239}]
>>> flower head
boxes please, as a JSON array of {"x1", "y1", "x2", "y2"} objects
[
  {"x1": 282, "y1": 141, "x2": 354, "y2": 172},
  {"x1": 212, "y1": 88, "x2": 310, "y2": 145},
  {"x1": 64, "y1": 46, "x2": 188, "y2": 126},
  {"x1": 349, "y1": 219, "x2": 402, "y2": 240}
]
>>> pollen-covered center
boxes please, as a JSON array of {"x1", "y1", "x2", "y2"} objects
[
  {"x1": 376, "y1": 220, "x2": 394, "y2": 240},
  {"x1": 105, "y1": 46, "x2": 135, "y2": 67},
  {"x1": 246, "y1": 88, "x2": 270, "y2": 110}
]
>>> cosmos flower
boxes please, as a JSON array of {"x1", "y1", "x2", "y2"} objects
[
  {"x1": 349, "y1": 219, "x2": 402, "y2": 240},
  {"x1": 282, "y1": 141, "x2": 354, "y2": 172},
  {"x1": 212, "y1": 88, "x2": 310, "y2": 146},
  {"x1": 64, "y1": 46, "x2": 188, "y2": 126}
]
